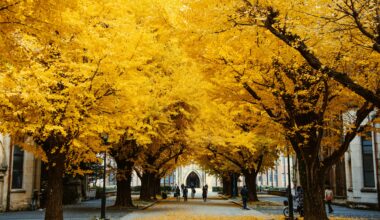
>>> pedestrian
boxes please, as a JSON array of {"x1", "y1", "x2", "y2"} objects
[
  {"x1": 175, "y1": 185, "x2": 181, "y2": 201},
  {"x1": 191, "y1": 187, "x2": 196, "y2": 199},
  {"x1": 202, "y1": 185, "x2": 208, "y2": 202},
  {"x1": 325, "y1": 186, "x2": 334, "y2": 213},
  {"x1": 294, "y1": 186, "x2": 304, "y2": 217},
  {"x1": 183, "y1": 186, "x2": 188, "y2": 202},
  {"x1": 240, "y1": 185, "x2": 249, "y2": 210}
]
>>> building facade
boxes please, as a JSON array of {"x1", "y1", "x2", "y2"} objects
[
  {"x1": 130, "y1": 163, "x2": 223, "y2": 190},
  {"x1": 258, "y1": 154, "x2": 295, "y2": 189},
  {"x1": 345, "y1": 111, "x2": 379, "y2": 207},
  {"x1": 0, "y1": 134, "x2": 41, "y2": 211}
]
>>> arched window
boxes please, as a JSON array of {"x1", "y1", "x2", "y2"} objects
[{"x1": 186, "y1": 171, "x2": 200, "y2": 188}]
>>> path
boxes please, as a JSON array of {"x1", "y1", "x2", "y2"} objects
[
  {"x1": 0, "y1": 192, "x2": 267, "y2": 220},
  {"x1": 258, "y1": 194, "x2": 380, "y2": 219},
  {"x1": 122, "y1": 192, "x2": 266, "y2": 220}
]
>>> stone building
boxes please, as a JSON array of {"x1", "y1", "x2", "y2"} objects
[
  {"x1": 130, "y1": 163, "x2": 223, "y2": 191},
  {"x1": 345, "y1": 111, "x2": 379, "y2": 208},
  {"x1": 0, "y1": 134, "x2": 41, "y2": 211},
  {"x1": 258, "y1": 154, "x2": 295, "y2": 189}
]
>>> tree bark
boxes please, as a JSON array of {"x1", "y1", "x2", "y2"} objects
[
  {"x1": 140, "y1": 172, "x2": 156, "y2": 201},
  {"x1": 114, "y1": 159, "x2": 134, "y2": 207},
  {"x1": 139, "y1": 172, "x2": 150, "y2": 201},
  {"x1": 298, "y1": 154, "x2": 328, "y2": 220},
  {"x1": 243, "y1": 170, "x2": 259, "y2": 201},
  {"x1": 155, "y1": 177, "x2": 161, "y2": 196},
  {"x1": 229, "y1": 173, "x2": 239, "y2": 197},
  {"x1": 223, "y1": 176, "x2": 231, "y2": 196},
  {"x1": 44, "y1": 153, "x2": 65, "y2": 220}
]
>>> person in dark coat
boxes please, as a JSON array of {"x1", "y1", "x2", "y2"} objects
[
  {"x1": 202, "y1": 185, "x2": 208, "y2": 202},
  {"x1": 240, "y1": 185, "x2": 249, "y2": 210},
  {"x1": 191, "y1": 187, "x2": 196, "y2": 199},
  {"x1": 183, "y1": 186, "x2": 188, "y2": 202},
  {"x1": 175, "y1": 186, "x2": 181, "y2": 201}
]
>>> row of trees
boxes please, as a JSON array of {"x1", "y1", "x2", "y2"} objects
[
  {"x1": 173, "y1": 1, "x2": 380, "y2": 219},
  {"x1": 1, "y1": 1, "x2": 379, "y2": 220}
]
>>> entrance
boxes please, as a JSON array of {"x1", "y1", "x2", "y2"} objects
[{"x1": 186, "y1": 171, "x2": 200, "y2": 188}]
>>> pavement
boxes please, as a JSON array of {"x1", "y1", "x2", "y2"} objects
[
  {"x1": 257, "y1": 194, "x2": 380, "y2": 219},
  {"x1": 0, "y1": 197, "x2": 138, "y2": 220},
  {"x1": 121, "y1": 192, "x2": 266, "y2": 220},
  {"x1": 2, "y1": 192, "x2": 380, "y2": 219},
  {"x1": 0, "y1": 192, "x2": 266, "y2": 220}
]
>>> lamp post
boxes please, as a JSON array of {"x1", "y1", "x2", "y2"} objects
[
  {"x1": 100, "y1": 133, "x2": 109, "y2": 220},
  {"x1": 287, "y1": 146, "x2": 294, "y2": 220}
]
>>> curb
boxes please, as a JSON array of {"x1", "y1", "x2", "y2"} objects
[
  {"x1": 230, "y1": 200, "x2": 243, "y2": 208},
  {"x1": 218, "y1": 195, "x2": 243, "y2": 207},
  {"x1": 140, "y1": 200, "x2": 159, "y2": 210}
]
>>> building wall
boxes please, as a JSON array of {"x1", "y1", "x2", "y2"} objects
[
  {"x1": 258, "y1": 154, "x2": 294, "y2": 189},
  {"x1": 344, "y1": 111, "x2": 379, "y2": 206},
  {"x1": 129, "y1": 164, "x2": 223, "y2": 191},
  {"x1": 0, "y1": 134, "x2": 40, "y2": 211}
]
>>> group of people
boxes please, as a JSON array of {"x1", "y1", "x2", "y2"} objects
[{"x1": 174, "y1": 184, "x2": 209, "y2": 202}]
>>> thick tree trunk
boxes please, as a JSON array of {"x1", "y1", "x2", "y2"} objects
[
  {"x1": 140, "y1": 172, "x2": 156, "y2": 201},
  {"x1": 299, "y1": 156, "x2": 328, "y2": 220},
  {"x1": 155, "y1": 177, "x2": 161, "y2": 195},
  {"x1": 222, "y1": 177, "x2": 229, "y2": 195},
  {"x1": 229, "y1": 173, "x2": 239, "y2": 197},
  {"x1": 227, "y1": 177, "x2": 233, "y2": 196},
  {"x1": 140, "y1": 172, "x2": 151, "y2": 201},
  {"x1": 151, "y1": 176, "x2": 158, "y2": 200},
  {"x1": 243, "y1": 170, "x2": 259, "y2": 201},
  {"x1": 114, "y1": 160, "x2": 134, "y2": 207},
  {"x1": 45, "y1": 153, "x2": 65, "y2": 220}
]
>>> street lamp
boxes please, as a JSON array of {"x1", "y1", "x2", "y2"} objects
[
  {"x1": 287, "y1": 146, "x2": 294, "y2": 220},
  {"x1": 100, "y1": 133, "x2": 109, "y2": 220}
]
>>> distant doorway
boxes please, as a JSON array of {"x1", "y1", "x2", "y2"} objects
[{"x1": 186, "y1": 171, "x2": 200, "y2": 188}]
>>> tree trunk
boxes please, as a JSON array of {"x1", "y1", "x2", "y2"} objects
[
  {"x1": 140, "y1": 172, "x2": 156, "y2": 201},
  {"x1": 149, "y1": 173, "x2": 158, "y2": 200},
  {"x1": 45, "y1": 153, "x2": 65, "y2": 220},
  {"x1": 229, "y1": 173, "x2": 239, "y2": 197},
  {"x1": 225, "y1": 177, "x2": 232, "y2": 196},
  {"x1": 243, "y1": 170, "x2": 259, "y2": 201},
  {"x1": 299, "y1": 156, "x2": 328, "y2": 220},
  {"x1": 114, "y1": 160, "x2": 134, "y2": 207},
  {"x1": 155, "y1": 177, "x2": 161, "y2": 195},
  {"x1": 140, "y1": 172, "x2": 151, "y2": 201},
  {"x1": 222, "y1": 177, "x2": 229, "y2": 195}
]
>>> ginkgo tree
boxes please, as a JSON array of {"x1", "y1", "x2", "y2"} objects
[
  {"x1": 170, "y1": 1, "x2": 377, "y2": 218},
  {"x1": 188, "y1": 93, "x2": 283, "y2": 201},
  {"x1": 0, "y1": 0, "x2": 150, "y2": 219},
  {"x1": 232, "y1": 0, "x2": 380, "y2": 107}
]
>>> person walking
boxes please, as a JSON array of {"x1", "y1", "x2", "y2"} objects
[
  {"x1": 240, "y1": 185, "x2": 249, "y2": 210},
  {"x1": 202, "y1": 185, "x2": 208, "y2": 202},
  {"x1": 191, "y1": 187, "x2": 196, "y2": 199},
  {"x1": 183, "y1": 186, "x2": 188, "y2": 202},
  {"x1": 325, "y1": 186, "x2": 334, "y2": 213},
  {"x1": 175, "y1": 185, "x2": 181, "y2": 201}
]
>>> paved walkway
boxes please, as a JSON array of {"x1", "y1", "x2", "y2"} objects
[
  {"x1": 0, "y1": 192, "x2": 267, "y2": 220},
  {"x1": 122, "y1": 192, "x2": 266, "y2": 220},
  {"x1": 258, "y1": 194, "x2": 380, "y2": 219}
]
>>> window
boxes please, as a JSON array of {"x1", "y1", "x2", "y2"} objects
[
  {"x1": 12, "y1": 145, "x2": 24, "y2": 189},
  {"x1": 362, "y1": 132, "x2": 375, "y2": 187},
  {"x1": 274, "y1": 168, "x2": 278, "y2": 187}
]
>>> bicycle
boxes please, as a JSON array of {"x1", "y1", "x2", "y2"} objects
[{"x1": 283, "y1": 200, "x2": 304, "y2": 217}]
